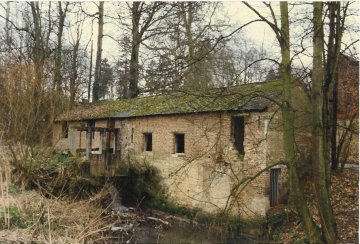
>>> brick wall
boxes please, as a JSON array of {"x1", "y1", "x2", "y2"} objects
[
  {"x1": 337, "y1": 55, "x2": 359, "y2": 120},
  {"x1": 337, "y1": 119, "x2": 359, "y2": 164},
  {"x1": 52, "y1": 83, "x2": 314, "y2": 219},
  {"x1": 53, "y1": 107, "x2": 311, "y2": 218},
  {"x1": 115, "y1": 112, "x2": 281, "y2": 218}
]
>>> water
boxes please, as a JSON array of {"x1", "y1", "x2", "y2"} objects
[{"x1": 127, "y1": 221, "x2": 259, "y2": 243}]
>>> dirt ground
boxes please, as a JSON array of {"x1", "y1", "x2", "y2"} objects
[
  {"x1": 278, "y1": 169, "x2": 359, "y2": 244},
  {"x1": 0, "y1": 166, "x2": 357, "y2": 243},
  {"x1": 0, "y1": 188, "x2": 254, "y2": 243}
]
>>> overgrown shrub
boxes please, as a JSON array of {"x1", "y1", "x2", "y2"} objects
[
  {"x1": 263, "y1": 211, "x2": 285, "y2": 240},
  {"x1": 10, "y1": 147, "x2": 104, "y2": 199}
]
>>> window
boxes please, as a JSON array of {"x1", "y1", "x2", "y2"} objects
[
  {"x1": 231, "y1": 116, "x2": 245, "y2": 155},
  {"x1": 174, "y1": 133, "x2": 185, "y2": 153},
  {"x1": 345, "y1": 91, "x2": 351, "y2": 109},
  {"x1": 131, "y1": 128, "x2": 134, "y2": 143},
  {"x1": 144, "y1": 133, "x2": 152, "y2": 151},
  {"x1": 270, "y1": 168, "x2": 281, "y2": 207},
  {"x1": 62, "y1": 122, "x2": 68, "y2": 138}
]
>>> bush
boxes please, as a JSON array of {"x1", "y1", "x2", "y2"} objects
[
  {"x1": 261, "y1": 206, "x2": 298, "y2": 241},
  {"x1": 10, "y1": 148, "x2": 104, "y2": 199}
]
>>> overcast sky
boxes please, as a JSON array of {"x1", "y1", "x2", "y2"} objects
[
  {"x1": 1, "y1": 1, "x2": 358, "y2": 65},
  {"x1": 97, "y1": 1, "x2": 358, "y2": 65},
  {"x1": 98, "y1": 2, "x2": 281, "y2": 61}
]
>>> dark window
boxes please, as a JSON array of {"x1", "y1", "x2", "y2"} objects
[
  {"x1": 270, "y1": 168, "x2": 281, "y2": 207},
  {"x1": 231, "y1": 116, "x2": 245, "y2": 155},
  {"x1": 144, "y1": 133, "x2": 152, "y2": 151},
  {"x1": 62, "y1": 122, "x2": 68, "y2": 138},
  {"x1": 131, "y1": 128, "x2": 134, "y2": 143},
  {"x1": 345, "y1": 91, "x2": 351, "y2": 109},
  {"x1": 174, "y1": 133, "x2": 185, "y2": 153}
]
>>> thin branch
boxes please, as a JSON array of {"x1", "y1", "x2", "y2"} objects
[{"x1": 243, "y1": 2, "x2": 281, "y2": 42}]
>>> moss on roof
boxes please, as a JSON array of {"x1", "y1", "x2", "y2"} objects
[{"x1": 57, "y1": 80, "x2": 282, "y2": 121}]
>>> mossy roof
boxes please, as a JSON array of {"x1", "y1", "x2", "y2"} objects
[{"x1": 56, "y1": 80, "x2": 282, "y2": 121}]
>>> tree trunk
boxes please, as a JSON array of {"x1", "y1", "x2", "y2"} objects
[
  {"x1": 327, "y1": 2, "x2": 344, "y2": 171},
  {"x1": 312, "y1": 2, "x2": 338, "y2": 243},
  {"x1": 88, "y1": 40, "x2": 93, "y2": 101},
  {"x1": 30, "y1": 2, "x2": 44, "y2": 82},
  {"x1": 69, "y1": 39, "x2": 80, "y2": 107},
  {"x1": 128, "y1": 2, "x2": 141, "y2": 98},
  {"x1": 54, "y1": 2, "x2": 68, "y2": 92},
  {"x1": 5, "y1": 2, "x2": 11, "y2": 50},
  {"x1": 29, "y1": 1, "x2": 45, "y2": 139},
  {"x1": 181, "y1": 2, "x2": 196, "y2": 90},
  {"x1": 279, "y1": 3, "x2": 323, "y2": 243},
  {"x1": 93, "y1": 1, "x2": 104, "y2": 102}
]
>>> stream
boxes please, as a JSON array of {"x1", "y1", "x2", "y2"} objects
[
  {"x1": 107, "y1": 207, "x2": 262, "y2": 244},
  {"x1": 107, "y1": 187, "x2": 263, "y2": 243},
  {"x1": 127, "y1": 221, "x2": 257, "y2": 243}
]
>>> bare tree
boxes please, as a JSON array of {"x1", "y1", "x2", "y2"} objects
[
  {"x1": 69, "y1": 22, "x2": 81, "y2": 107},
  {"x1": 92, "y1": 1, "x2": 104, "y2": 102},
  {"x1": 311, "y1": 2, "x2": 337, "y2": 242},
  {"x1": 323, "y1": 2, "x2": 350, "y2": 171},
  {"x1": 54, "y1": 2, "x2": 69, "y2": 92},
  {"x1": 126, "y1": 2, "x2": 167, "y2": 98},
  {"x1": 143, "y1": 2, "x2": 226, "y2": 93},
  {"x1": 244, "y1": 2, "x2": 324, "y2": 242}
]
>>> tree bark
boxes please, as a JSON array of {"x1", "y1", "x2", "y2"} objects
[
  {"x1": 312, "y1": 2, "x2": 338, "y2": 243},
  {"x1": 88, "y1": 40, "x2": 93, "y2": 101},
  {"x1": 327, "y1": 2, "x2": 344, "y2": 171},
  {"x1": 5, "y1": 2, "x2": 11, "y2": 50},
  {"x1": 128, "y1": 2, "x2": 141, "y2": 98},
  {"x1": 54, "y1": 2, "x2": 69, "y2": 93},
  {"x1": 181, "y1": 2, "x2": 196, "y2": 90},
  {"x1": 93, "y1": 1, "x2": 104, "y2": 102},
  {"x1": 69, "y1": 39, "x2": 80, "y2": 107},
  {"x1": 279, "y1": 3, "x2": 323, "y2": 243},
  {"x1": 127, "y1": 2, "x2": 163, "y2": 98},
  {"x1": 30, "y1": 2, "x2": 44, "y2": 81}
]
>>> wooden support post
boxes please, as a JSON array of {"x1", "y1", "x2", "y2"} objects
[
  {"x1": 99, "y1": 131, "x2": 103, "y2": 153},
  {"x1": 113, "y1": 130, "x2": 117, "y2": 154},
  {"x1": 69, "y1": 128, "x2": 77, "y2": 155},
  {"x1": 86, "y1": 127, "x2": 92, "y2": 160}
]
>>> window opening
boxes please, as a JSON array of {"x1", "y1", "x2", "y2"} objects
[
  {"x1": 92, "y1": 131, "x2": 102, "y2": 154},
  {"x1": 131, "y1": 128, "x2": 134, "y2": 143},
  {"x1": 62, "y1": 122, "x2": 68, "y2": 138},
  {"x1": 174, "y1": 133, "x2": 185, "y2": 153},
  {"x1": 345, "y1": 91, "x2": 351, "y2": 109},
  {"x1": 144, "y1": 133, "x2": 152, "y2": 151},
  {"x1": 270, "y1": 168, "x2": 281, "y2": 207},
  {"x1": 231, "y1": 116, "x2": 245, "y2": 155}
]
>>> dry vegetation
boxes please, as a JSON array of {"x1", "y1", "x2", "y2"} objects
[
  {"x1": 271, "y1": 170, "x2": 359, "y2": 244},
  {"x1": 0, "y1": 188, "x2": 111, "y2": 243},
  {"x1": 0, "y1": 144, "x2": 358, "y2": 243},
  {"x1": 0, "y1": 148, "x2": 133, "y2": 243}
]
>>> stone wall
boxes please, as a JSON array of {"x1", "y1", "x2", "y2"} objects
[
  {"x1": 53, "y1": 109, "x2": 300, "y2": 218},
  {"x1": 52, "y1": 83, "x2": 315, "y2": 219},
  {"x1": 115, "y1": 112, "x2": 284, "y2": 218}
]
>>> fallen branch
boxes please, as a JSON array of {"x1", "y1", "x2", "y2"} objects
[{"x1": 147, "y1": 216, "x2": 169, "y2": 225}]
